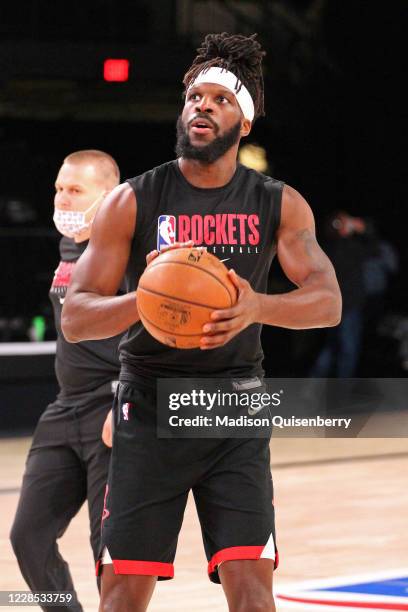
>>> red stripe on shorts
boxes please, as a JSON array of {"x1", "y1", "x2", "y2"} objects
[
  {"x1": 208, "y1": 545, "x2": 267, "y2": 575},
  {"x1": 113, "y1": 559, "x2": 174, "y2": 578},
  {"x1": 96, "y1": 558, "x2": 173, "y2": 578}
]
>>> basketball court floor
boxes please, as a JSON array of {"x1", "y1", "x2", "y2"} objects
[{"x1": 1, "y1": 436, "x2": 407, "y2": 611}]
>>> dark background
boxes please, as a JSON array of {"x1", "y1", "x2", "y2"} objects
[{"x1": 0, "y1": 1, "x2": 406, "y2": 420}]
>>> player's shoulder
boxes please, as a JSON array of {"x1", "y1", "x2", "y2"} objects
[
  {"x1": 238, "y1": 163, "x2": 284, "y2": 195},
  {"x1": 126, "y1": 160, "x2": 175, "y2": 193},
  {"x1": 281, "y1": 183, "x2": 310, "y2": 211},
  {"x1": 280, "y1": 183, "x2": 314, "y2": 229},
  {"x1": 101, "y1": 181, "x2": 135, "y2": 213}
]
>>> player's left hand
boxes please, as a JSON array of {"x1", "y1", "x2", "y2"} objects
[
  {"x1": 200, "y1": 269, "x2": 261, "y2": 350},
  {"x1": 145, "y1": 241, "x2": 195, "y2": 266}
]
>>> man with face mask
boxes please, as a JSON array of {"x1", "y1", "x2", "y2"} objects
[{"x1": 10, "y1": 150, "x2": 121, "y2": 612}]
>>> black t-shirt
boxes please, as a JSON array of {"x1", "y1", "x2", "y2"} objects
[
  {"x1": 119, "y1": 160, "x2": 283, "y2": 380},
  {"x1": 323, "y1": 236, "x2": 375, "y2": 310},
  {"x1": 49, "y1": 237, "x2": 121, "y2": 403}
]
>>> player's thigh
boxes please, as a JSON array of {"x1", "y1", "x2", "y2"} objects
[
  {"x1": 84, "y1": 436, "x2": 111, "y2": 558},
  {"x1": 99, "y1": 383, "x2": 193, "y2": 575},
  {"x1": 100, "y1": 436, "x2": 190, "y2": 570},
  {"x1": 13, "y1": 444, "x2": 86, "y2": 535},
  {"x1": 193, "y1": 437, "x2": 276, "y2": 582}
]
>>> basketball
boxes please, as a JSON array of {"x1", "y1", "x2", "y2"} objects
[{"x1": 136, "y1": 248, "x2": 238, "y2": 349}]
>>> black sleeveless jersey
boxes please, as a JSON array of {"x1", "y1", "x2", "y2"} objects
[
  {"x1": 120, "y1": 160, "x2": 283, "y2": 380},
  {"x1": 49, "y1": 237, "x2": 121, "y2": 402}
]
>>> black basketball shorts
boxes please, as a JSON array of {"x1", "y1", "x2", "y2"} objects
[{"x1": 96, "y1": 381, "x2": 278, "y2": 584}]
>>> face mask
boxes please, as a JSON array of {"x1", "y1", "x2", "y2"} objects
[{"x1": 53, "y1": 193, "x2": 104, "y2": 238}]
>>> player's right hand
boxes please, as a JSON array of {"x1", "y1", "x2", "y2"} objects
[{"x1": 145, "y1": 240, "x2": 195, "y2": 266}]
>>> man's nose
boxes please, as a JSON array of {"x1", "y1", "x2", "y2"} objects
[
  {"x1": 195, "y1": 96, "x2": 214, "y2": 113},
  {"x1": 55, "y1": 192, "x2": 70, "y2": 208}
]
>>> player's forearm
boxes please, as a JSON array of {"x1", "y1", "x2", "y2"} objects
[
  {"x1": 258, "y1": 279, "x2": 342, "y2": 330},
  {"x1": 62, "y1": 292, "x2": 139, "y2": 342}
]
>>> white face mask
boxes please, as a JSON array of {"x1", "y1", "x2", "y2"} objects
[{"x1": 53, "y1": 194, "x2": 103, "y2": 238}]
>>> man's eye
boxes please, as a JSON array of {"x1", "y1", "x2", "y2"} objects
[
  {"x1": 217, "y1": 96, "x2": 227, "y2": 103},
  {"x1": 189, "y1": 93, "x2": 200, "y2": 101}
]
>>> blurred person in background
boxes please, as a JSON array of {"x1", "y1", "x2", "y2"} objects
[
  {"x1": 10, "y1": 150, "x2": 121, "y2": 612},
  {"x1": 361, "y1": 219, "x2": 399, "y2": 374},
  {"x1": 362, "y1": 219, "x2": 399, "y2": 330},
  {"x1": 310, "y1": 210, "x2": 377, "y2": 378}
]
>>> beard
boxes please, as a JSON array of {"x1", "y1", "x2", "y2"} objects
[{"x1": 175, "y1": 116, "x2": 241, "y2": 164}]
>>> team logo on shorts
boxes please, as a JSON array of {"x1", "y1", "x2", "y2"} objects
[
  {"x1": 157, "y1": 215, "x2": 176, "y2": 251},
  {"x1": 101, "y1": 485, "x2": 110, "y2": 522},
  {"x1": 122, "y1": 402, "x2": 133, "y2": 421}
]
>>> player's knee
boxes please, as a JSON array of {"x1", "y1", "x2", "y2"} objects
[
  {"x1": 99, "y1": 591, "x2": 148, "y2": 612},
  {"x1": 99, "y1": 590, "x2": 123, "y2": 612},
  {"x1": 10, "y1": 518, "x2": 46, "y2": 561},
  {"x1": 235, "y1": 600, "x2": 275, "y2": 612},
  {"x1": 231, "y1": 592, "x2": 275, "y2": 612},
  {"x1": 10, "y1": 520, "x2": 29, "y2": 560}
]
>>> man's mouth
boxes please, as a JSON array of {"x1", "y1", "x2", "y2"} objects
[{"x1": 189, "y1": 118, "x2": 215, "y2": 135}]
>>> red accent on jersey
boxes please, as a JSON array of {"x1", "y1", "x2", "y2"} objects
[
  {"x1": 237, "y1": 213, "x2": 248, "y2": 244},
  {"x1": 216, "y1": 214, "x2": 228, "y2": 244},
  {"x1": 247, "y1": 214, "x2": 260, "y2": 245},
  {"x1": 51, "y1": 261, "x2": 76, "y2": 288},
  {"x1": 178, "y1": 215, "x2": 190, "y2": 242},
  {"x1": 227, "y1": 214, "x2": 238, "y2": 244},
  {"x1": 204, "y1": 215, "x2": 216, "y2": 245},
  {"x1": 176, "y1": 214, "x2": 260, "y2": 246}
]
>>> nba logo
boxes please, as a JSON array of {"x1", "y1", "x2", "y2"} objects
[
  {"x1": 157, "y1": 215, "x2": 176, "y2": 251},
  {"x1": 122, "y1": 402, "x2": 132, "y2": 421}
]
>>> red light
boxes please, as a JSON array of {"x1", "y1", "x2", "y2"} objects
[{"x1": 103, "y1": 59, "x2": 129, "y2": 82}]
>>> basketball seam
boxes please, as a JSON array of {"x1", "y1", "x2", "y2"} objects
[
  {"x1": 146, "y1": 260, "x2": 235, "y2": 305},
  {"x1": 137, "y1": 286, "x2": 230, "y2": 310},
  {"x1": 138, "y1": 307, "x2": 203, "y2": 338}
]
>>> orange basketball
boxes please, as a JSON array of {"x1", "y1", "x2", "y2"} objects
[{"x1": 136, "y1": 248, "x2": 237, "y2": 349}]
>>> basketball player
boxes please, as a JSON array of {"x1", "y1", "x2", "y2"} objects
[
  {"x1": 10, "y1": 150, "x2": 121, "y2": 612},
  {"x1": 62, "y1": 34, "x2": 342, "y2": 612}
]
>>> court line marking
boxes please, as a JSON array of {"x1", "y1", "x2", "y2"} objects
[
  {"x1": 272, "y1": 451, "x2": 408, "y2": 470},
  {"x1": 2, "y1": 452, "x2": 408, "y2": 496},
  {"x1": 0, "y1": 487, "x2": 20, "y2": 495},
  {"x1": 276, "y1": 567, "x2": 408, "y2": 610}
]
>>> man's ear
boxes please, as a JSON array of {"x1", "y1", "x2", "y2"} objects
[{"x1": 240, "y1": 118, "x2": 252, "y2": 138}]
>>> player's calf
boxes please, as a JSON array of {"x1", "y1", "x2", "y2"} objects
[{"x1": 99, "y1": 565, "x2": 157, "y2": 612}]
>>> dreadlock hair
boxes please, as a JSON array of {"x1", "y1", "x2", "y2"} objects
[{"x1": 183, "y1": 32, "x2": 266, "y2": 121}]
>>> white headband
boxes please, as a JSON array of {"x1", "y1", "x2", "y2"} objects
[{"x1": 187, "y1": 67, "x2": 255, "y2": 122}]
